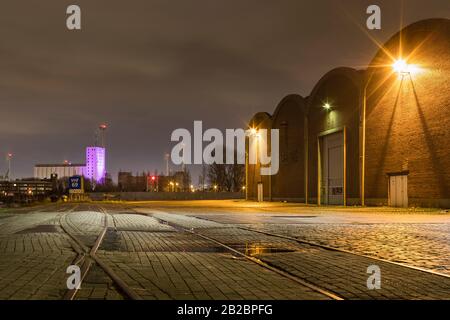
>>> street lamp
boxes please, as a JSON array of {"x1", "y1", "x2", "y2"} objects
[
  {"x1": 393, "y1": 58, "x2": 423, "y2": 77},
  {"x1": 323, "y1": 103, "x2": 332, "y2": 110},
  {"x1": 245, "y1": 127, "x2": 260, "y2": 201},
  {"x1": 393, "y1": 59, "x2": 411, "y2": 75}
]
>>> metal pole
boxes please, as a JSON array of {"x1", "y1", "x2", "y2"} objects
[
  {"x1": 304, "y1": 116, "x2": 309, "y2": 204},
  {"x1": 343, "y1": 127, "x2": 347, "y2": 206},
  {"x1": 361, "y1": 86, "x2": 367, "y2": 207},
  {"x1": 245, "y1": 144, "x2": 249, "y2": 201},
  {"x1": 317, "y1": 138, "x2": 321, "y2": 206}
]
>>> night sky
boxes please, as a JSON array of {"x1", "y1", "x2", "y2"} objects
[{"x1": 0, "y1": 0, "x2": 449, "y2": 182}]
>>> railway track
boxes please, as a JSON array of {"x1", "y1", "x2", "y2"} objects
[
  {"x1": 136, "y1": 208, "x2": 450, "y2": 300},
  {"x1": 52, "y1": 204, "x2": 450, "y2": 300},
  {"x1": 150, "y1": 214, "x2": 343, "y2": 301},
  {"x1": 59, "y1": 205, "x2": 142, "y2": 300},
  {"x1": 101, "y1": 203, "x2": 344, "y2": 300}
]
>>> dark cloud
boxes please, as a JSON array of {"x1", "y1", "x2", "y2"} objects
[{"x1": 0, "y1": 0, "x2": 448, "y2": 180}]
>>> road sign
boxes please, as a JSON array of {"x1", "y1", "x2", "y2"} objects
[{"x1": 69, "y1": 176, "x2": 84, "y2": 194}]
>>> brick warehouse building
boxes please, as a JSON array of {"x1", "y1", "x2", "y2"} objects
[{"x1": 246, "y1": 18, "x2": 450, "y2": 208}]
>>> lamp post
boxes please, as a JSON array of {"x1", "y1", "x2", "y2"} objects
[{"x1": 245, "y1": 128, "x2": 258, "y2": 201}]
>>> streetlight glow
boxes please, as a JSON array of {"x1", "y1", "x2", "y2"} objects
[
  {"x1": 392, "y1": 59, "x2": 423, "y2": 77},
  {"x1": 393, "y1": 59, "x2": 410, "y2": 75},
  {"x1": 323, "y1": 103, "x2": 331, "y2": 110}
]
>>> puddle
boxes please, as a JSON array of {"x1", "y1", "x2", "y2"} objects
[
  {"x1": 115, "y1": 228, "x2": 175, "y2": 233},
  {"x1": 16, "y1": 225, "x2": 60, "y2": 234},
  {"x1": 233, "y1": 245, "x2": 296, "y2": 256},
  {"x1": 272, "y1": 216, "x2": 317, "y2": 219},
  {"x1": 178, "y1": 246, "x2": 230, "y2": 253}
]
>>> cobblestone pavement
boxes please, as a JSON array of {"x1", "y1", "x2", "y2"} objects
[
  {"x1": 244, "y1": 223, "x2": 450, "y2": 276},
  {"x1": 135, "y1": 211, "x2": 450, "y2": 300},
  {"x1": 0, "y1": 201, "x2": 449, "y2": 300},
  {"x1": 140, "y1": 201, "x2": 450, "y2": 276}
]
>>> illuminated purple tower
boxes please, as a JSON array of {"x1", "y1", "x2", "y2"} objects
[{"x1": 85, "y1": 147, "x2": 106, "y2": 183}]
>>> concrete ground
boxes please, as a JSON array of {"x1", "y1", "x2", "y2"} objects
[{"x1": 0, "y1": 200, "x2": 449, "y2": 300}]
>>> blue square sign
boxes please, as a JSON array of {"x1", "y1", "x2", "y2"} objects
[{"x1": 69, "y1": 176, "x2": 84, "y2": 193}]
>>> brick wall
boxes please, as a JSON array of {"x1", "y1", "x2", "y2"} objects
[
  {"x1": 271, "y1": 95, "x2": 307, "y2": 200},
  {"x1": 365, "y1": 19, "x2": 450, "y2": 207}
]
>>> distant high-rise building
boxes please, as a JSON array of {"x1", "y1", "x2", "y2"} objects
[{"x1": 85, "y1": 147, "x2": 106, "y2": 183}]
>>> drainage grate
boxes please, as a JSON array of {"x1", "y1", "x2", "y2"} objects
[{"x1": 100, "y1": 228, "x2": 123, "y2": 251}]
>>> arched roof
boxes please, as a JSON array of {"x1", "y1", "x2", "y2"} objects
[
  {"x1": 306, "y1": 67, "x2": 363, "y2": 111},
  {"x1": 368, "y1": 18, "x2": 450, "y2": 68},
  {"x1": 248, "y1": 112, "x2": 272, "y2": 128},
  {"x1": 272, "y1": 94, "x2": 306, "y2": 123}
]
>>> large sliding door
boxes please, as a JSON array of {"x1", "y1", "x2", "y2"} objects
[{"x1": 320, "y1": 131, "x2": 345, "y2": 205}]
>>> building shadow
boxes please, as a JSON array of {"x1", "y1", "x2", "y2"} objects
[
  {"x1": 372, "y1": 78, "x2": 404, "y2": 195},
  {"x1": 409, "y1": 77, "x2": 448, "y2": 197}
]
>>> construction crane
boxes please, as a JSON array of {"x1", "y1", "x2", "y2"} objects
[
  {"x1": 2, "y1": 153, "x2": 12, "y2": 181},
  {"x1": 94, "y1": 124, "x2": 108, "y2": 147},
  {"x1": 165, "y1": 153, "x2": 170, "y2": 176}
]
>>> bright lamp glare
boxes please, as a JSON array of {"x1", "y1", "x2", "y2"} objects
[
  {"x1": 393, "y1": 59, "x2": 408, "y2": 74},
  {"x1": 323, "y1": 103, "x2": 331, "y2": 110}
]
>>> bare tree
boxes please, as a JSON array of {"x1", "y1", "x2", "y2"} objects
[{"x1": 207, "y1": 146, "x2": 244, "y2": 192}]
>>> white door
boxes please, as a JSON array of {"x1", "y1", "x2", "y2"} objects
[
  {"x1": 321, "y1": 132, "x2": 344, "y2": 205},
  {"x1": 389, "y1": 175, "x2": 408, "y2": 207},
  {"x1": 257, "y1": 183, "x2": 264, "y2": 202}
]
